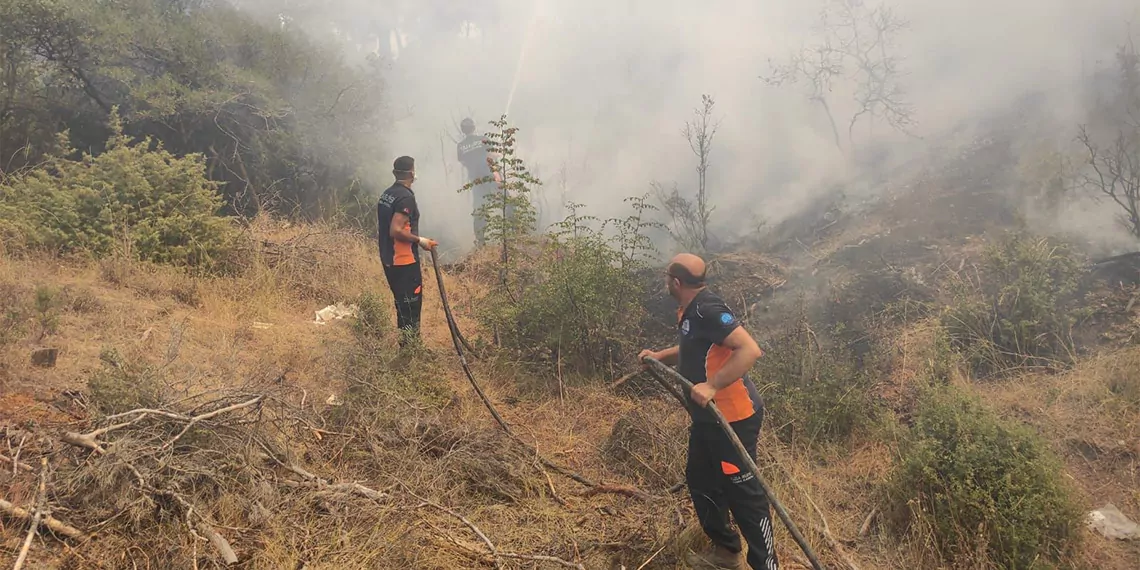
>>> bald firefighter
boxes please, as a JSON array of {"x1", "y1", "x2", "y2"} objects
[{"x1": 639, "y1": 253, "x2": 778, "y2": 570}]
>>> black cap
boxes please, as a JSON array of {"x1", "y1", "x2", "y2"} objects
[
  {"x1": 461, "y1": 118, "x2": 475, "y2": 133},
  {"x1": 393, "y1": 156, "x2": 415, "y2": 173}
]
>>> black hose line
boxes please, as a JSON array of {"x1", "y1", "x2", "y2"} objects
[{"x1": 428, "y1": 248, "x2": 601, "y2": 489}]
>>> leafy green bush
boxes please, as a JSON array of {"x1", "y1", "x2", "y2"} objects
[
  {"x1": 0, "y1": 0, "x2": 386, "y2": 221},
  {"x1": 756, "y1": 315, "x2": 883, "y2": 445},
  {"x1": 0, "y1": 113, "x2": 241, "y2": 272},
  {"x1": 886, "y1": 386, "x2": 1082, "y2": 568},
  {"x1": 942, "y1": 234, "x2": 1087, "y2": 377}
]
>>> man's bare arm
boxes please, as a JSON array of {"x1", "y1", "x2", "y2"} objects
[
  {"x1": 389, "y1": 212, "x2": 417, "y2": 243},
  {"x1": 390, "y1": 212, "x2": 437, "y2": 249},
  {"x1": 654, "y1": 345, "x2": 680, "y2": 366},
  {"x1": 707, "y1": 327, "x2": 763, "y2": 390}
]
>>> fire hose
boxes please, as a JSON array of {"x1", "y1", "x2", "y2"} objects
[
  {"x1": 641, "y1": 357, "x2": 825, "y2": 570},
  {"x1": 428, "y1": 248, "x2": 601, "y2": 489}
]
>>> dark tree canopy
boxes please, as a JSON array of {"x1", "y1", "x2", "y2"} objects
[{"x1": 0, "y1": 0, "x2": 388, "y2": 223}]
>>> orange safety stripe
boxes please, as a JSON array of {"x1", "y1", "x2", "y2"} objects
[
  {"x1": 721, "y1": 461, "x2": 741, "y2": 475},
  {"x1": 393, "y1": 221, "x2": 416, "y2": 266},
  {"x1": 706, "y1": 345, "x2": 755, "y2": 423}
]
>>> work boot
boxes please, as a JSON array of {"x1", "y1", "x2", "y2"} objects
[{"x1": 685, "y1": 544, "x2": 745, "y2": 570}]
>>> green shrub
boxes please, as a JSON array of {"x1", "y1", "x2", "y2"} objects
[
  {"x1": 0, "y1": 112, "x2": 241, "y2": 273},
  {"x1": 886, "y1": 386, "x2": 1082, "y2": 568},
  {"x1": 461, "y1": 121, "x2": 661, "y2": 380},
  {"x1": 87, "y1": 349, "x2": 165, "y2": 415},
  {"x1": 942, "y1": 233, "x2": 1087, "y2": 377},
  {"x1": 353, "y1": 291, "x2": 389, "y2": 340},
  {"x1": 481, "y1": 198, "x2": 659, "y2": 379},
  {"x1": 0, "y1": 282, "x2": 27, "y2": 347},
  {"x1": 756, "y1": 315, "x2": 883, "y2": 446},
  {"x1": 33, "y1": 285, "x2": 60, "y2": 337},
  {"x1": 335, "y1": 345, "x2": 452, "y2": 419}
]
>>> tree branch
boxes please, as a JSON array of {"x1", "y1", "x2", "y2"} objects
[{"x1": 12, "y1": 458, "x2": 48, "y2": 570}]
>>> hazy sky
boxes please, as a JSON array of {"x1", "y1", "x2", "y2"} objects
[{"x1": 239, "y1": 0, "x2": 1140, "y2": 252}]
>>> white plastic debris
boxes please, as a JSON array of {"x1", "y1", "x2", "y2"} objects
[
  {"x1": 325, "y1": 393, "x2": 343, "y2": 407},
  {"x1": 313, "y1": 303, "x2": 358, "y2": 325},
  {"x1": 1087, "y1": 504, "x2": 1140, "y2": 540},
  {"x1": 251, "y1": 322, "x2": 273, "y2": 330}
]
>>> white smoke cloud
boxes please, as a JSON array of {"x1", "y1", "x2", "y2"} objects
[{"x1": 233, "y1": 0, "x2": 1140, "y2": 253}]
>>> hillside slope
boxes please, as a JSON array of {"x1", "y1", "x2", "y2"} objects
[{"x1": 3, "y1": 124, "x2": 1140, "y2": 569}]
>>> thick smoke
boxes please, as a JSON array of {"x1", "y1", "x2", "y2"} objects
[{"x1": 236, "y1": 0, "x2": 1140, "y2": 254}]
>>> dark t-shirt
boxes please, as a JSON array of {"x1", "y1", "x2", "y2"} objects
[
  {"x1": 457, "y1": 134, "x2": 492, "y2": 180},
  {"x1": 677, "y1": 288, "x2": 763, "y2": 424},
  {"x1": 377, "y1": 182, "x2": 419, "y2": 267}
]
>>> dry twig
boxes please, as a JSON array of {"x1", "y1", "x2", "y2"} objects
[
  {"x1": 160, "y1": 396, "x2": 264, "y2": 450},
  {"x1": 0, "y1": 453, "x2": 33, "y2": 473},
  {"x1": 858, "y1": 508, "x2": 878, "y2": 539},
  {"x1": 0, "y1": 499, "x2": 88, "y2": 541},
  {"x1": 119, "y1": 460, "x2": 238, "y2": 565},
  {"x1": 415, "y1": 497, "x2": 585, "y2": 570},
  {"x1": 12, "y1": 458, "x2": 48, "y2": 570}
]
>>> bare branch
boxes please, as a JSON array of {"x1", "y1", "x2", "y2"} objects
[
  {"x1": 0, "y1": 454, "x2": 33, "y2": 473},
  {"x1": 160, "y1": 396, "x2": 264, "y2": 451},
  {"x1": 12, "y1": 458, "x2": 48, "y2": 570},
  {"x1": 0, "y1": 498, "x2": 88, "y2": 542}
]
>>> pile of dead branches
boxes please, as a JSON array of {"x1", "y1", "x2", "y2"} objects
[{"x1": 0, "y1": 382, "x2": 608, "y2": 569}]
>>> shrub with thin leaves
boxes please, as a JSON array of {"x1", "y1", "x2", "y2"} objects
[
  {"x1": 942, "y1": 234, "x2": 1087, "y2": 377},
  {"x1": 755, "y1": 314, "x2": 882, "y2": 446},
  {"x1": 489, "y1": 199, "x2": 660, "y2": 377},
  {"x1": 886, "y1": 386, "x2": 1082, "y2": 569},
  {"x1": 0, "y1": 111, "x2": 240, "y2": 273},
  {"x1": 459, "y1": 118, "x2": 662, "y2": 378},
  {"x1": 353, "y1": 291, "x2": 389, "y2": 340},
  {"x1": 87, "y1": 349, "x2": 166, "y2": 415}
]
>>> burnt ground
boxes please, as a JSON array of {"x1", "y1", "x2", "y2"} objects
[{"x1": 725, "y1": 122, "x2": 1024, "y2": 345}]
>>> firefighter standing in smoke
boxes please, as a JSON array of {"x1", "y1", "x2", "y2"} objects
[
  {"x1": 376, "y1": 156, "x2": 438, "y2": 345},
  {"x1": 456, "y1": 117, "x2": 504, "y2": 246},
  {"x1": 639, "y1": 253, "x2": 779, "y2": 570}
]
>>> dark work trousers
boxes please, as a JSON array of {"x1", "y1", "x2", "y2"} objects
[
  {"x1": 687, "y1": 409, "x2": 780, "y2": 570},
  {"x1": 382, "y1": 262, "x2": 423, "y2": 343}
]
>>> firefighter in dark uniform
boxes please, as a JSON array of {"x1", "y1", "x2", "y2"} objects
[
  {"x1": 639, "y1": 253, "x2": 779, "y2": 570},
  {"x1": 457, "y1": 117, "x2": 503, "y2": 246},
  {"x1": 376, "y1": 156, "x2": 438, "y2": 345}
]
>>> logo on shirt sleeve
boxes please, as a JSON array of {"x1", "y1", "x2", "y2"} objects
[
  {"x1": 680, "y1": 319, "x2": 691, "y2": 336},
  {"x1": 720, "y1": 312, "x2": 736, "y2": 325}
]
